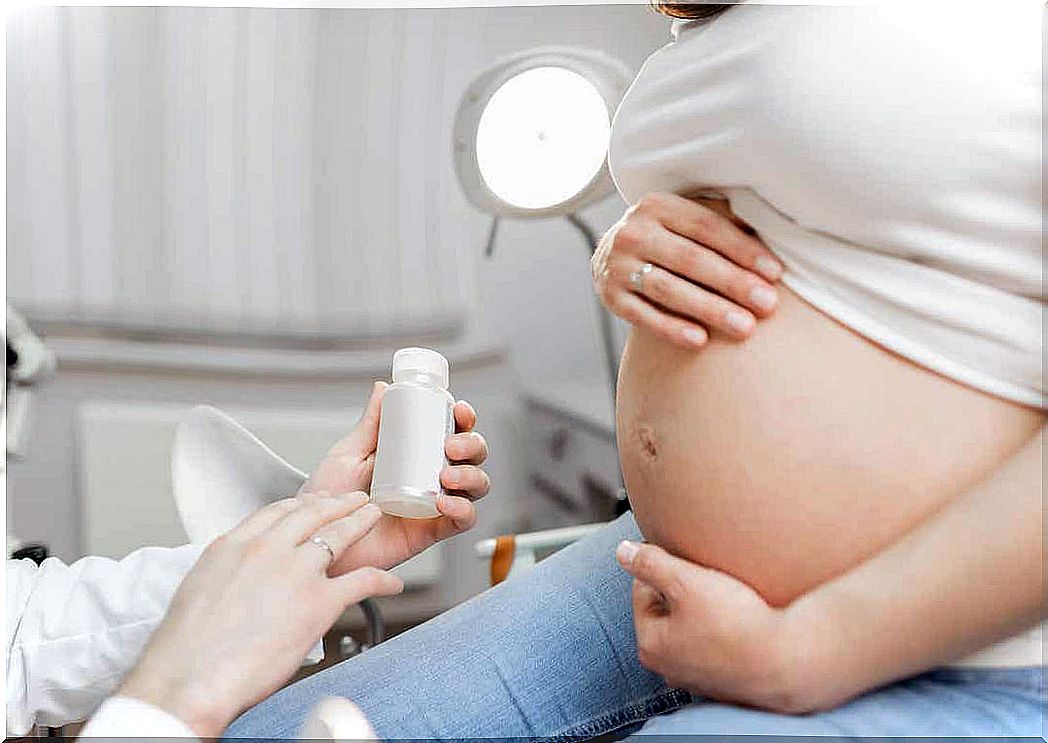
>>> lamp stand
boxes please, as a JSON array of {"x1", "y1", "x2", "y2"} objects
[
  {"x1": 480, "y1": 212, "x2": 620, "y2": 410},
  {"x1": 565, "y1": 214, "x2": 620, "y2": 411}
]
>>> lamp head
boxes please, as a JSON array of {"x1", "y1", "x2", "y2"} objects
[{"x1": 453, "y1": 47, "x2": 632, "y2": 219}]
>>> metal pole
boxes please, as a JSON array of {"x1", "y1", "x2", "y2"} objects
[{"x1": 565, "y1": 213, "x2": 621, "y2": 411}]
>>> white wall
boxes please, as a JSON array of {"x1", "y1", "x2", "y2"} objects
[
  {"x1": 7, "y1": 6, "x2": 473, "y2": 339},
  {"x1": 8, "y1": 5, "x2": 668, "y2": 346},
  {"x1": 6, "y1": 5, "x2": 671, "y2": 584}
]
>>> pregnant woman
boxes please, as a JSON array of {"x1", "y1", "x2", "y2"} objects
[{"x1": 227, "y1": 4, "x2": 1043, "y2": 738}]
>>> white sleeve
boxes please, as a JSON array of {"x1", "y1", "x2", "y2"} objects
[
  {"x1": 78, "y1": 696, "x2": 198, "y2": 738},
  {"x1": 7, "y1": 405, "x2": 315, "y2": 736},
  {"x1": 5, "y1": 544, "x2": 204, "y2": 735}
]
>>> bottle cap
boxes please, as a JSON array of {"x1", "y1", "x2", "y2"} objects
[{"x1": 391, "y1": 347, "x2": 449, "y2": 389}]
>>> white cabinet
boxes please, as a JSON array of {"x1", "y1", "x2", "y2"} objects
[
  {"x1": 8, "y1": 334, "x2": 518, "y2": 626},
  {"x1": 520, "y1": 380, "x2": 625, "y2": 530}
]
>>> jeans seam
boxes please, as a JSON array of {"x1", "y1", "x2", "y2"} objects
[{"x1": 543, "y1": 688, "x2": 693, "y2": 742}]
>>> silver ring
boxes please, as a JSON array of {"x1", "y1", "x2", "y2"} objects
[
  {"x1": 629, "y1": 262, "x2": 654, "y2": 294},
  {"x1": 309, "y1": 535, "x2": 336, "y2": 565}
]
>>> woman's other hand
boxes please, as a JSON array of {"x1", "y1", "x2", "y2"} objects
[
  {"x1": 301, "y1": 382, "x2": 490, "y2": 573},
  {"x1": 592, "y1": 192, "x2": 784, "y2": 348},
  {"x1": 118, "y1": 492, "x2": 404, "y2": 737},
  {"x1": 616, "y1": 539, "x2": 820, "y2": 715}
]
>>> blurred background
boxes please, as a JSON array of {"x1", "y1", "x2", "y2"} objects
[{"x1": 6, "y1": 4, "x2": 669, "y2": 630}]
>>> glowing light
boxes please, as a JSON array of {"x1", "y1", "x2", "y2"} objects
[{"x1": 475, "y1": 66, "x2": 611, "y2": 210}]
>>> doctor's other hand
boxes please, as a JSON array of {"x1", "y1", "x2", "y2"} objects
[
  {"x1": 591, "y1": 192, "x2": 783, "y2": 348},
  {"x1": 302, "y1": 381, "x2": 490, "y2": 574},
  {"x1": 118, "y1": 491, "x2": 403, "y2": 738},
  {"x1": 616, "y1": 540, "x2": 820, "y2": 715}
]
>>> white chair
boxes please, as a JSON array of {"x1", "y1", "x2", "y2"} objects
[
  {"x1": 171, "y1": 405, "x2": 306, "y2": 545},
  {"x1": 171, "y1": 405, "x2": 385, "y2": 663}
]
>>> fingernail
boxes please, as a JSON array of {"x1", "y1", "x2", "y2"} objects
[
  {"x1": 445, "y1": 434, "x2": 468, "y2": 457},
  {"x1": 749, "y1": 286, "x2": 778, "y2": 312},
  {"x1": 616, "y1": 540, "x2": 640, "y2": 565},
  {"x1": 444, "y1": 468, "x2": 461, "y2": 486},
  {"x1": 725, "y1": 310, "x2": 755, "y2": 335},
  {"x1": 346, "y1": 490, "x2": 370, "y2": 504},
  {"x1": 436, "y1": 493, "x2": 463, "y2": 515},
  {"x1": 683, "y1": 327, "x2": 706, "y2": 347},
  {"x1": 755, "y1": 256, "x2": 783, "y2": 281}
]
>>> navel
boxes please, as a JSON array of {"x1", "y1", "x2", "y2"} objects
[{"x1": 637, "y1": 422, "x2": 658, "y2": 460}]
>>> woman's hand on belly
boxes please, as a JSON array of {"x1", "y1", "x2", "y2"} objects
[
  {"x1": 615, "y1": 427, "x2": 1046, "y2": 715},
  {"x1": 615, "y1": 539, "x2": 816, "y2": 714},
  {"x1": 592, "y1": 191, "x2": 784, "y2": 346}
]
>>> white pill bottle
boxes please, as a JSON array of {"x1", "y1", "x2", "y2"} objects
[{"x1": 370, "y1": 347, "x2": 454, "y2": 518}]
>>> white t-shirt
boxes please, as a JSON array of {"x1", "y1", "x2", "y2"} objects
[{"x1": 609, "y1": 3, "x2": 1044, "y2": 409}]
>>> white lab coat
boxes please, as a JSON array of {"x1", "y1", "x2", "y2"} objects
[
  {"x1": 80, "y1": 695, "x2": 378, "y2": 739},
  {"x1": 6, "y1": 405, "x2": 312, "y2": 736},
  {"x1": 81, "y1": 696, "x2": 198, "y2": 736},
  {"x1": 6, "y1": 545, "x2": 204, "y2": 734}
]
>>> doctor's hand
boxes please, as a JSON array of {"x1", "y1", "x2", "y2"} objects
[
  {"x1": 119, "y1": 491, "x2": 403, "y2": 738},
  {"x1": 592, "y1": 192, "x2": 783, "y2": 348},
  {"x1": 616, "y1": 540, "x2": 819, "y2": 715},
  {"x1": 301, "y1": 381, "x2": 490, "y2": 573}
]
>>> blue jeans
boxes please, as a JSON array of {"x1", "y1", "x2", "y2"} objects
[{"x1": 225, "y1": 514, "x2": 1045, "y2": 740}]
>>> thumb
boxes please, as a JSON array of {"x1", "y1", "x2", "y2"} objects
[
  {"x1": 616, "y1": 540, "x2": 692, "y2": 604},
  {"x1": 330, "y1": 381, "x2": 388, "y2": 458},
  {"x1": 301, "y1": 382, "x2": 387, "y2": 496}
]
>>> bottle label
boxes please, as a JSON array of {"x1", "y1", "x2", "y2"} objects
[{"x1": 371, "y1": 385, "x2": 453, "y2": 496}]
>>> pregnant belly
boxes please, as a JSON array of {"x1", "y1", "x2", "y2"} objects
[{"x1": 617, "y1": 288, "x2": 1042, "y2": 607}]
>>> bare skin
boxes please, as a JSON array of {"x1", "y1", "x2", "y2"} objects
[
  {"x1": 617, "y1": 288, "x2": 1041, "y2": 608},
  {"x1": 616, "y1": 423, "x2": 1044, "y2": 712},
  {"x1": 594, "y1": 193, "x2": 1044, "y2": 710},
  {"x1": 601, "y1": 194, "x2": 1042, "y2": 608}
]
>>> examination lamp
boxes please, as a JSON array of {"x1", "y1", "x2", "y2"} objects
[{"x1": 453, "y1": 47, "x2": 633, "y2": 399}]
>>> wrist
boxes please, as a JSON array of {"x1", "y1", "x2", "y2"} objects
[
  {"x1": 773, "y1": 590, "x2": 851, "y2": 714},
  {"x1": 119, "y1": 672, "x2": 233, "y2": 738}
]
